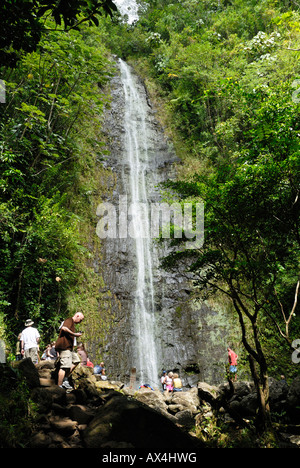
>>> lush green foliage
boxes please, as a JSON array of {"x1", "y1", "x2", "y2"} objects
[
  {"x1": 0, "y1": 0, "x2": 118, "y2": 66},
  {"x1": 1, "y1": 0, "x2": 299, "y2": 385},
  {"x1": 0, "y1": 365, "x2": 34, "y2": 447},
  {"x1": 0, "y1": 20, "x2": 115, "y2": 350},
  {"x1": 0, "y1": 0, "x2": 299, "y2": 440}
]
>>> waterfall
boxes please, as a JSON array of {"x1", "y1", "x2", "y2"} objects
[
  {"x1": 113, "y1": 0, "x2": 159, "y2": 386},
  {"x1": 99, "y1": 38, "x2": 230, "y2": 388},
  {"x1": 100, "y1": 57, "x2": 227, "y2": 387},
  {"x1": 119, "y1": 59, "x2": 159, "y2": 387},
  {"x1": 113, "y1": 0, "x2": 140, "y2": 24}
]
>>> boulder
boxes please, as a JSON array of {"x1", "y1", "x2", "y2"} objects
[
  {"x1": 225, "y1": 381, "x2": 254, "y2": 400},
  {"x1": 83, "y1": 392, "x2": 202, "y2": 449},
  {"x1": 29, "y1": 431, "x2": 52, "y2": 448},
  {"x1": 67, "y1": 405, "x2": 95, "y2": 425},
  {"x1": 30, "y1": 386, "x2": 67, "y2": 413},
  {"x1": 135, "y1": 388, "x2": 168, "y2": 414},
  {"x1": 197, "y1": 382, "x2": 219, "y2": 404},
  {"x1": 175, "y1": 409, "x2": 195, "y2": 429},
  {"x1": 72, "y1": 364, "x2": 97, "y2": 384},
  {"x1": 36, "y1": 360, "x2": 55, "y2": 370},
  {"x1": 287, "y1": 375, "x2": 300, "y2": 407},
  {"x1": 11, "y1": 358, "x2": 40, "y2": 388},
  {"x1": 39, "y1": 377, "x2": 56, "y2": 387},
  {"x1": 269, "y1": 377, "x2": 289, "y2": 411},
  {"x1": 49, "y1": 415, "x2": 78, "y2": 436},
  {"x1": 5, "y1": 356, "x2": 300, "y2": 449},
  {"x1": 171, "y1": 387, "x2": 200, "y2": 414},
  {"x1": 287, "y1": 375, "x2": 300, "y2": 421},
  {"x1": 95, "y1": 380, "x2": 123, "y2": 391},
  {"x1": 71, "y1": 365, "x2": 100, "y2": 398},
  {"x1": 226, "y1": 381, "x2": 258, "y2": 417},
  {"x1": 229, "y1": 393, "x2": 258, "y2": 417}
]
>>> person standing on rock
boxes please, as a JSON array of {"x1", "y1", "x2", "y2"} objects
[
  {"x1": 77, "y1": 342, "x2": 88, "y2": 366},
  {"x1": 16, "y1": 333, "x2": 23, "y2": 361},
  {"x1": 227, "y1": 347, "x2": 238, "y2": 381},
  {"x1": 20, "y1": 319, "x2": 40, "y2": 364},
  {"x1": 55, "y1": 312, "x2": 84, "y2": 391},
  {"x1": 161, "y1": 371, "x2": 167, "y2": 391}
]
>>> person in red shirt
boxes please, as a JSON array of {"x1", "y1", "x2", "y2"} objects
[{"x1": 227, "y1": 347, "x2": 238, "y2": 381}]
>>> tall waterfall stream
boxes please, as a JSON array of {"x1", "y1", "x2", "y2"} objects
[
  {"x1": 113, "y1": 0, "x2": 140, "y2": 23},
  {"x1": 119, "y1": 59, "x2": 159, "y2": 386},
  {"x1": 99, "y1": 57, "x2": 179, "y2": 388},
  {"x1": 98, "y1": 5, "x2": 231, "y2": 387}
]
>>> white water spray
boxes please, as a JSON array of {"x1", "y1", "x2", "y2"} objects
[
  {"x1": 113, "y1": 0, "x2": 140, "y2": 24},
  {"x1": 119, "y1": 59, "x2": 159, "y2": 387}
]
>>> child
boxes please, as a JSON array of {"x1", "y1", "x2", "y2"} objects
[{"x1": 165, "y1": 372, "x2": 174, "y2": 392}]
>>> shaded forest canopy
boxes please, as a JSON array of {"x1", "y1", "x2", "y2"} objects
[{"x1": 0, "y1": 0, "x2": 299, "y2": 390}]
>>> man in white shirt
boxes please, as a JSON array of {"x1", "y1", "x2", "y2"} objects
[{"x1": 20, "y1": 319, "x2": 40, "y2": 364}]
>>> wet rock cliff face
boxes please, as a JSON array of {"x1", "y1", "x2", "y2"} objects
[{"x1": 97, "y1": 60, "x2": 232, "y2": 387}]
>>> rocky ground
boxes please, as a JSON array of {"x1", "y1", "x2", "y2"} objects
[{"x1": 5, "y1": 359, "x2": 300, "y2": 448}]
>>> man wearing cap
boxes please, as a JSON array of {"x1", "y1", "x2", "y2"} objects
[{"x1": 20, "y1": 319, "x2": 40, "y2": 364}]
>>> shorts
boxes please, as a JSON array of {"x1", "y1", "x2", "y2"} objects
[
  {"x1": 59, "y1": 350, "x2": 81, "y2": 369},
  {"x1": 229, "y1": 365, "x2": 237, "y2": 373},
  {"x1": 24, "y1": 347, "x2": 39, "y2": 364}
]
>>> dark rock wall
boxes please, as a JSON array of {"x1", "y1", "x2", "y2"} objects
[{"x1": 96, "y1": 59, "x2": 236, "y2": 387}]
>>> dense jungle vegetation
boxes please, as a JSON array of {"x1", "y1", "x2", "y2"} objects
[
  {"x1": 0, "y1": 3, "x2": 118, "y2": 358},
  {"x1": 0, "y1": 0, "x2": 299, "y2": 440}
]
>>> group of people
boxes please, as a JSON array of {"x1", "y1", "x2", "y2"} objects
[
  {"x1": 159, "y1": 348, "x2": 238, "y2": 392},
  {"x1": 16, "y1": 313, "x2": 107, "y2": 392},
  {"x1": 161, "y1": 371, "x2": 183, "y2": 393},
  {"x1": 41, "y1": 342, "x2": 58, "y2": 361},
  {"x1": 17, "y1": 315, "x2": 239, "y2": 393}
]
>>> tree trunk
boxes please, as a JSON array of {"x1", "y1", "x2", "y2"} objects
[
  {"x1": 233, "y1": 297, "x2": 272, "y2": 431},
  {"x1": 248, "y1": 354, "x2": 272, "y2": 432}
]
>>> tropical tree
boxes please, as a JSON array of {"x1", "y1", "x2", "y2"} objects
[
  {"x1": 0, "y1": 0, "x2": 118, "y2": 66},
  {"x1": 161, "y1": 80, "x2": 300, "y2": 431},
  {"x1": 0, "y1": 21, "x2": 114, "y2": 346}
]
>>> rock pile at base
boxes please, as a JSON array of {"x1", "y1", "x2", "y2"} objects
[
  {"x1": 6, "y1": 359, "x2": 300, "y2": 448},
  {"x1": 22, "y1": 359, "x2": 203, "y2": 449}
]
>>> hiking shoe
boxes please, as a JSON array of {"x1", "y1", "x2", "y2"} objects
[
  {"x1": 59, "y1": 384, "x2": 73, "y2": 393},
  {"x1": 61, "y1": 380, "x2": 73, "y2": 391}
]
